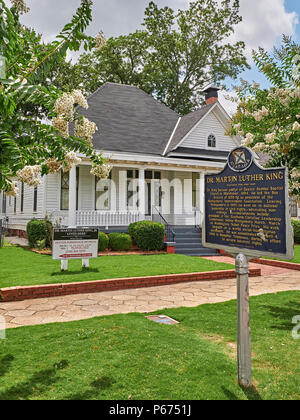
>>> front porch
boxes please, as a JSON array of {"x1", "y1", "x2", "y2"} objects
[{"x1": 62, "y1": 162, "x2": 207, "y2": 229}]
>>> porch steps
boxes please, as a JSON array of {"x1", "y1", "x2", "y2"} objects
[
  {"x1": 173, "y1": 226, "x2": 219, "y2": 257},
  {"x1": 100, "y1": 226, "x2": 218, "y2": 257}
]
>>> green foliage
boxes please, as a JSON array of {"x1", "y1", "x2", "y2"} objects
[
  {"x1": 26, "y1": 219, "x2": 52, "y2": 248},
  {"x1": 130, "y1": 221, "x2": 165, "y2": 251},
  {"x1": 229, "y1": 36, "x2": 300, "y2": 197},
  {"x1": 108, "y1": 233, "x2": 132, "y2": 251},
  {"x1": 0, "y1": 0, "x2": 105, "y2": 191},
  {"x1": 98, "y1": 231, "x2": 109, "y2": 252},
  {"x1": 63, "y1": 0, "x2": 248, "y2": 114},
  {"x1": 292, "y1": 219, "x2": 300, "y2": 244}
]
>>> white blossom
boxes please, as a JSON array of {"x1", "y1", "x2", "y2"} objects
[
  {"x1": 74, "y1": 117, "x2": 97, "y2": 145},
  {"x1": 10, "y1": 0, "x2": 29, "y2": 14},
  {"x1": 264, "y1": 132, "x2": 276, "y2": 144},
  {"x1": 5, "y1": 181, "x2": 19, "y2": 197},
  {"x1": 16, "y1": 165, "x2": 41, "y2": 187},
  {"x1": 241, "y1": 132, "x2": 254, "y2": 147},
  {"x1": 62, "y1": 152, "x2": 82, "y2": 172},
  {"x1": 292, "y1": 121, "x2": 300, "y2": 131},
  {"x1": 53, "y1": 93, "x2": 74, "y2": 121},
  {"x1": 95, "y1": 31, "x2": 107, "y2": 51},
  {"x1": 71, "y1": 90, "x2": 88, "y2": 109},
  {"x1": 46, "y1": 158, "x2": 62, "y2": 173},
  {"x1": 52, "y1": 116, "x2": 69, "y2": 139},
  {"x1": 90, "y1": 163, "x2": 112, "y2": 179}
]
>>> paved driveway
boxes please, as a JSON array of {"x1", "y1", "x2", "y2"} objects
[{"x1": 0, "y1": 259, "x2": 299, "y2": 329}]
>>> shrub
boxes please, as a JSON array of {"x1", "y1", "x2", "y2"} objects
[
  {"x1": 26, "y1": 219, "x2": 53, "y2": 248},
  {"x1": 130, "y1": 221, "x2": 165, "y2": 251},
  {"x1": 98, "y1": 231, "x2": 109, "y2": 251},
  {"x1": 292, "y1": 218, "x2": 300, "y2": 244},
  {"x1": 128, "y1": 221, "x2": 139, "y2": 240},
  {"x1": 108, "y1": 233, "x2": 132, "y2": 251}
]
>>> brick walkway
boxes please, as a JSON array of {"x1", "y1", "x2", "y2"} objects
[{"x1": 0, "y1": 259, "x2": 299, "y2": 329}]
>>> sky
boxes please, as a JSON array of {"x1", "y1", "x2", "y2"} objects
[{"x1": 10, "y1": 0, "x2": 300, "y2": 114}]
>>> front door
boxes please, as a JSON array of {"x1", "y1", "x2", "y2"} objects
[{"x1": 144, "y1": 171, "x2": 161, "y2": 217}]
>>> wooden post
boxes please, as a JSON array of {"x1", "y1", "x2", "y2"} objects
[{"x1": 235, "y1": 253, "x2": 252, "y2": 387}]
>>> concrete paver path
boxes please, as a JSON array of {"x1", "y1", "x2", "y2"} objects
[{"x1": 0, "y1": 259, "x2": 299, "y2": 329}]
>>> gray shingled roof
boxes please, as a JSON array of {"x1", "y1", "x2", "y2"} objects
[
  {"x1": 77, "y1": 82, "x2": 180, "y2": 156},
  {"x1": 164, "y1": 103, "x2": 216, "y2": 155}
]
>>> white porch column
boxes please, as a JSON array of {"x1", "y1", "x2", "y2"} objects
[
  {"x1": 68, "y1": 165, "x2": 77, "y2": 227},
  {"x1": 138, "y1": 168, "x2": 145, "y2": 217},
  {"x1": 199, "y1": 172, "x2": 205, "y2": 225},
  {"x1": 183, "y1": 174, "x2": 193, "y2": 214},
  {"x1": 118, "y1": 169, "x2": 127, "y2": 211}
]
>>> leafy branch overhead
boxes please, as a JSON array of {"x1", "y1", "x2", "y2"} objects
[
  {"x1": 228, "y1": 36, "x2": 300, "y2": 198},
  {"x1": 56, "y1": 0, "x2": 249, "y2": 115},
  {"x1": 0, "y1": 0, "x2": 110, "y2": 194}
]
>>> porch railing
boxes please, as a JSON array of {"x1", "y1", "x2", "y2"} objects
[
  {"x1": 152, "y1": 206, "x2": 176, "y2": 243},
  {"x1": 76, "y1": 211, "x2": 142, "y2": 227}
]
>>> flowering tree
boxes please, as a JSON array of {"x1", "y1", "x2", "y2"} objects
[
  {"x1": 0, "y1": 0, "x2": 110, "y2": 197},
  {"x1": 228, "y1": 36, "x2": 300, "y2": 197}
]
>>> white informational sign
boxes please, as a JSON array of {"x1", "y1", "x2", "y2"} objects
[{"x1": 52, "y1": 228, "x2": 98, "y2": 260}]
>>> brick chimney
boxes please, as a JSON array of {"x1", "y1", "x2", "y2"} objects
[{"x1": 203, "y1": 86, "x2": 220, "y2": 105}]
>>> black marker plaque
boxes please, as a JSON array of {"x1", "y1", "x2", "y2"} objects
[{"x1": 203, "y1": 146, "x2": 294, "y2": 259}]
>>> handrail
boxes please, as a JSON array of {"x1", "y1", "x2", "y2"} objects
[{"x1": 152, "y1": 206, "x2": 176, "y2": 243}]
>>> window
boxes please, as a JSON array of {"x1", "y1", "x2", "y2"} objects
[
  {"x1": 127, "y1": 169, "x2": 139, "y2": 209},
  {"x1": 192, "y1": 173, "x2": 199, "y2": 208},
  {"x1": 20, "y1": 182, "x2": 24, "y2": 212},
  {"x1": 95, "y1": 171, "x2": 111, "y2": 210},
  {"x1": 207, "y1": 133, "x2": 216, "y2": 148},
  {"x1": 60, "y1": 171, "x2": 69, "y2": 210},
  {"x1": 1, "y1": 193, "x2": 6, "y2": 214},
  {"x1": 60, "y1": 169, "x2": 79, "y2": 211},
  {"x1": 33, "y1": 187, "x2": 38, "y2": 212}
]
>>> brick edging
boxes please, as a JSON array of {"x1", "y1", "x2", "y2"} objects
[
  {"x1": 0, "y1": 268, "x2": 261, "y2": 302},
  {"x1": 251, "y1": 258, "x2": 300, "y2": 271}
]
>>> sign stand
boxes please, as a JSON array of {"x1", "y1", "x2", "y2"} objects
[
  {"x1": 61, "y1": 260, "x2": 68, "y2": 271},
  {"x1": 82, "y1": 259, "x2": 89, "y2": 268},
  {"x1": 235, "y1": 253, "x2": 252, "y2": 387}
]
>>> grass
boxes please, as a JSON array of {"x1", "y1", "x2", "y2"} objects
[
  {"x1": 0, "y1": 247, "x2": 234, "y2": 288},
  {"x1": 0, "y1": 291, "x2": 299, "y2": 400},
  {"x1": 264, "y1": 245, "x2": 300, "y2": 264}
]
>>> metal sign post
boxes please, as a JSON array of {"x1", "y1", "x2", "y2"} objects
[
  {"x1": 202, "y1": 146, "x2": 294, "y2": 388},
  {"x1": 235, "y1": 253, "x2": 252, "y2": 387}
]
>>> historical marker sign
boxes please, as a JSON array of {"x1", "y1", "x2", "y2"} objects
[
  {"x1": 203, "y1": 146, "x2": 294, "y2": 260},
  {"x1": 202, "y1": 146, "x2": 294, "y2": 387},
  {"x1": 52, "y1": 228, "x2": 99, "y2": 260}
]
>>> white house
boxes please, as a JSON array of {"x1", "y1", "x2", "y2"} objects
[{"x1": 0, "y1": 83, "x2": 245, "y2": 254}]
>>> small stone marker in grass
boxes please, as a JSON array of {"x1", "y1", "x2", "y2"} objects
[
  {"x1": 203, "y1": 146, "x2": 294, "y2": 388},
  {"x1": 146, "y1": 315, "x2": 179, "y2": 325}
]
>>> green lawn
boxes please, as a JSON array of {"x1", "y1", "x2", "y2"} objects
[
  {"x1": 264, "y1": 245, "x2": 300, "y2": 264},
  {"x1": 0, "y1": 247, "x2": 234, "y2": 288},
  {"x1": 0, "y1": 291, "x2": 299, "y2": 400}
]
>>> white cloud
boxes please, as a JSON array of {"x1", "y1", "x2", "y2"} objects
[
  {"x1": 218, "y1": 90, "x2": 238, "y2": 116},
  {"x1": 229, "y1": 0, "x2": 298, "y2": 60}
]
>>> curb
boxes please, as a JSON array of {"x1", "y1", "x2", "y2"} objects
[
  {"x1": 0, "y1": 268, "x2": 261, "y2": 302},
  {"x1": 251, "y1": 258, "x2": 300, "y2": 271}
]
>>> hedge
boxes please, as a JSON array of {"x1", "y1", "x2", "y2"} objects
[
  {"x1": 26, "y1": 219, "x2": 53, "y2": 249},
  {"x1": 129, "y1": 221, "x2": 165, "y2": 251},
  {"x1": 98, "y1": 231, "x2": 109, "y2": 251},
  {"x1": 292, "y1": 218, "x2": 300, "y2": 244},
  {"x1": 108, "y1": 233, "x2": 132, "y2": 251}
]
